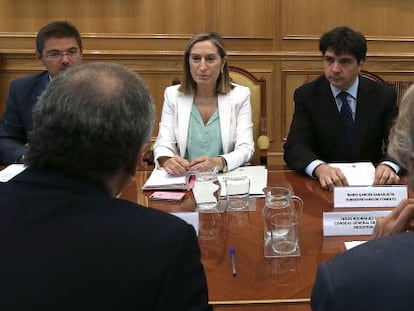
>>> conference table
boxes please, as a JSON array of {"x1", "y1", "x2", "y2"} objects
[{"x1": 121, "y1": 165, "x2": 384, "y2": 311}]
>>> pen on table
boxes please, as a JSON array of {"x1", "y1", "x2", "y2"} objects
[{"x1": 230, "y1": 246, "x2": 237, "y2": 277}]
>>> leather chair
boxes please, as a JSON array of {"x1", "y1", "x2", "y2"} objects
[
  {"x1": 228, "y1": 65, "x2": 269, "y2": 165},
  {"x1": 359, "y1": 70, "x2": 414, "y2": 106}
]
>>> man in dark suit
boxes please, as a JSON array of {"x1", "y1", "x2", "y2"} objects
[
  {"x1": 0, "y1": 62, "x2": 212, "y2": 310},
  {"x1": 284, "y1": 26, "x2": 400, "y2": 190},
  {"x1": 311, "y1": 84, "x2": 414, "y2": 311},
  {"x1": 0, "y1": 20, "x2": 83, "y2": 164}
]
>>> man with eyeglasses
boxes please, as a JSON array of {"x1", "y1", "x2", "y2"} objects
[{"x1": 0, "y1": 20, "x2": 83, "y2": 164}]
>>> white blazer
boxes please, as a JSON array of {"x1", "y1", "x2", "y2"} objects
[{"x1": 153, "y1": 83, "x2": 254, "y2": 171}]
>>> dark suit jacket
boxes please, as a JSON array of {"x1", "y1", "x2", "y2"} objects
[
  {"x1": 0, "y1": 71, "x2": 49, "y2": 164},
  {"x1": 311, "y1": 232, "x2": 414, "y2": 311},
  {"x1": 0, "y1": 168, "x2": 212, "y2": 311},
  {"x1": 283, "y1": 76, "x2": 398, "y2": 173}
]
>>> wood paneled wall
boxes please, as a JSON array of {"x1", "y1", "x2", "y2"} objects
[{"x1": 1, "y1": 0, "x2": 414, "y2": 165}]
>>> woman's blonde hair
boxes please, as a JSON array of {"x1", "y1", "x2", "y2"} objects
[{"x1": 178, "y1": 31, "x2": 232, "y2": 94}]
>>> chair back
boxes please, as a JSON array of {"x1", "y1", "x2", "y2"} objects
[
  {"x1": 387, "y1": 80, "x2": 414, "y2": 106},
  {"x1": 229, "y1": 66, "x2": 268, "y2": 164}
]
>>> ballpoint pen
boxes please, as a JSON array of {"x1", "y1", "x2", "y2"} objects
[{"x1": 230, "y1": 246, "x2": 237, "y2": 277}]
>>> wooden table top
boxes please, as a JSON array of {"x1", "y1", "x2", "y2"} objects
[{"x1": 119, "y1": 167, "x2": 378, "y2": 311}]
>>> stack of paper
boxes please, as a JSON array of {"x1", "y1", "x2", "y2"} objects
[
  {"x1": 142, "y1": 169, "x2": 187, "y2": 190},
  {"x1": 142, "y1": 165, "x2": 268, "y2": 197}
]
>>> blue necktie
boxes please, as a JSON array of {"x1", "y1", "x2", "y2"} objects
[{"x1": 337, "y1": 92, "x2": 354, "y2": 155}]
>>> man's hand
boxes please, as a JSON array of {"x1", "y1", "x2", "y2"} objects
[
  {"x1": 314, "y1": 163, "x2": 348, "y2": 190},
  {"x1": 374, "y1": 164, "x2": 400, "y2": 185},
  {"x1": 373, "y1": 198, "x2": 414, "y2": 239}
]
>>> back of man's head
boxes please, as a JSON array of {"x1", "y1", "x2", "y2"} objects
[
  {"x1": 319, "y1": 26, "x2": 367, "y2": 63},
  {"x1": 26, "y1": 62, "x2": 155, "y2": 185}
]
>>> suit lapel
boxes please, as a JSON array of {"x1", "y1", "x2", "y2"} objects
[
  {"x1": 34, "y1": 72, "x2": 50, "y2": 99},
  {"x1": 218, "y1": 93, "x2": 231, "y2": 153},
  {"x1": 177, "y1": 93, "x2": 194, "y2": 157},
  {"x1": 353, "y1": 77, "x2": 372, "y2": 156}
]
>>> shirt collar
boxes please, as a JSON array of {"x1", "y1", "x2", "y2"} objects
[{"x1": 330, "y1": 76, "x2": 359, "y2": 99}]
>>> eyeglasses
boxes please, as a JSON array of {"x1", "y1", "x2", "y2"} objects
[{"x1": 45, "y1": 49, "x2": 81, "y2": 61}]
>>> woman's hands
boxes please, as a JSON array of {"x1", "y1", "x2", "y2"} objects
[{"x1": 159, "y1": 155, "x2": 224, "y2": 175}]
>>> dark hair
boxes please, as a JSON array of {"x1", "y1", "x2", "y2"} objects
[
  {"x1": 179, "y1": 31, "x2": 232, "y2": 94},
  {"x1": 26, "y1": 62, "x2": 155, "y2": 185},
  {"x1": 36, "y1": 21, "x2": 83, "y2": 54},
  {"x1": 319, "y1": 26, "x2": 367, "y2": 63}
]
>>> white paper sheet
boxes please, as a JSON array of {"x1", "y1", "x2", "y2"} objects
[
  {"x1": 0, "y1": 164, "x2": 26, "y2": 182},
  {"x1": 329, "y1": 162, "x2": 375, "y2": 186},
  {"x1": 344, "y1": 241, "x2": 367, "y2": 250}
]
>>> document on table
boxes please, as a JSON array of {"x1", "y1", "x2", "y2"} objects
[
  {"x1": 142, "y1": 165, "x2": 268, "y2": 196},
  {"x1": 142, "y1": 168, "x2": 187, "y2": 190},
  {"x1": 329, "y1": 162, "x2": 375, "y2": 186},
  {"x1": 0, "y1": 164, "x2": 26, "y2": 182}
]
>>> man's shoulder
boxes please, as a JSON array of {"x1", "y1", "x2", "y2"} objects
[
  {"x1": 330, "y1": 232, "x2": 414, "y2": 268},
  {"x1": 359, "y1": 76, "x2": 395, "y2": 94},
  {"x1": 113, "y1": 198, "x2": 191, "y2": 232},
  {"x1": 295, "y1": 75, "x2": 328, "y2": 97},
  {"x1": 11, "y1": 71, "x2": 49, "y2": 88}
]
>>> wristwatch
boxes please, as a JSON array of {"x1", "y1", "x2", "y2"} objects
[{"x1": 219, "y1": 156, "x2": 228, "y2": 173}]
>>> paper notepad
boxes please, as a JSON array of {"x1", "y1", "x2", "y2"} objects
[{"x1": 329, "y1": 162, "x2": 375, "y2": 186}]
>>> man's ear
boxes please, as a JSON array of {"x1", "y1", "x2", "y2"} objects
[
  {"x1": 35, "y1": 50, "x2": 42, "y2": 61},
  {"x1": 128, "y1": 144, "x2": 148, "y2": 176},
  {"x1": 358, "y1": 59, "x2": 364, "y2": 72}
]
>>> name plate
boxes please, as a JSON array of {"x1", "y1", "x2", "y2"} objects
[
  {"x1": 334, "y1": 186, "x2": 407, "y2": 208},
  {"x1": 323, "y1": 210, "x2": 391, "y2": 236}
]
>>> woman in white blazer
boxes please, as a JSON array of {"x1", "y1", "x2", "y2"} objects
[{"x1": 154, "y1": 31, "x2": 254, "y2": 175}]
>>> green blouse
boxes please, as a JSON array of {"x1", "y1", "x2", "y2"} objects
[{"x1": 185, "y1": 104, "x2": 223, "y2": 161}]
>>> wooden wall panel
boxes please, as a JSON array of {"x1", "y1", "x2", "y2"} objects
[
  {"x1": 283, "y1": 0, "x2": 414, "y2": 38},
  {"x1": 0, "y1": 0, "x2": 207, "y2": 34},
  {"x1": 281, "y1": 0, "x2": 414, "y2": 52},
  {"x1": 215, "y1": 0, "x2": 275, "y2": 38},
  {"x1": 2, "y1": 0, "x2": 414, "y2": 165}
]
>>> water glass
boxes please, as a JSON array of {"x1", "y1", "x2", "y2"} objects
[
  {"x1": 225, "y1": 176, "x2": 250, "y2": 210},
  {"x1": 270, "y1": 214, "x2": 300, "y2": 255}
]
